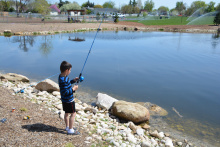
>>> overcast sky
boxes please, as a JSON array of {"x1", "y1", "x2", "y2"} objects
[{"x1": 51, "y1": 0, "x2": 220, "y2": 9}]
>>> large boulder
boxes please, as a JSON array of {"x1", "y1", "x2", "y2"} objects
[
  {"x1": 96, "y1": 93, "x2": 118, "y2": 110},
  {"x1": 35, "y1": 79, "x2": 59, "y2": 93},
  {"x1": 0, "y1": 73, "x2": 29, "y2": 82},
  {"x1": 112, "y1": 101, "x2": 150, "y2": 124}
]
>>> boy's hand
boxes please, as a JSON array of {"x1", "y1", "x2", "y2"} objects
[
  {"x1": 73, "y1": 85, "x2": 78, "y2": 91},
  {"x1": 74, "y1": 77, "x2": 79, "y2": 82}
]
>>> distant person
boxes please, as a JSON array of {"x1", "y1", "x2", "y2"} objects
[
  {"x1": 58, "y1": 61, "x2": 80, "y2": 135},
  {"x1": 68, "y1": 15, "x2": 70, "y2": 23}
]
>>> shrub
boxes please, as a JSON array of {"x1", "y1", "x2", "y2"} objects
[{"x1": 213, "y1": 12, "x2": 220, "y2": 26}]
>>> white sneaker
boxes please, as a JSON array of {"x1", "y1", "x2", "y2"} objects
[
  {"x1": 67, "y1": 129, "x2": 75, "y2": 134},
  {"x1": 65, "y1": 127, "x2": 69, "y2": 131}
]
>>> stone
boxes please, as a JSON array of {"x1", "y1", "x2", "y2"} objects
[
  {"x1": 55, "y1": 104, "x2": 62, "y2": 110},
  {"x1": 0, "y1": 73, "x2": 29, "y2": 82},
  {"x1": 136, "y1": 128, "x2": 144, "y2": 136},
  {"x1": 84, "y1": 107, "x2": 97, "y2": 115},
  {"x1": 128, "y1": 121, "x2": 137, "y2": 133},
  {"x1": 112, "y1": 101, "x2": 150, "y2": 124},
  {"x1": 177, "y1": 142, "x2": 182, "y2": 146},
  {"x1": 52, "y1": 91, "x2": 60, "y2": 96},
  {"x1": 142, "y1": 124, "x2": 150, "y2": 130},
  {"x1": 127, "y1": 134, "x2": 136, "y2": 144},
  {"x1": 165, "y1": 138, "x2": 174, "y2": 147},
  {"x1": 165, "y1": 133, "x2": 170, "y2": 137},
  {"x1": 14, "y1": 32, "x2": 23, "y2": 35},
  {"x1": 35, "y1": 79, "x2": 59, "y2": 93},
  {"x1": 4, "y1": 30, "x2": 11, "y2": 33},
  {"x1": 150, "y1": 130, "x2": 161, "y2": 139},
  {"x1": 96, "y1": 93, "x2": 118, "y2": 110},
  {"x1": 141, "y1": 102, "x2": 168, "y2": 116},
  {"x1": 141, "y1": 141, "x2": 151, "y2": 147}
]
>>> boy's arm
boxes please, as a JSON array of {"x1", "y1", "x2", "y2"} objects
[{"x1": 70, "y1": 77, "x2": 79, "y2": 84}]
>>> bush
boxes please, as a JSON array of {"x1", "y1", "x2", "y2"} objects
[
  {"x1": 9, "y1": 7, "x2": 15, "y2": 12},
  {"x1": 213, "y1": 12, "x2": 220, "y2": 26}
]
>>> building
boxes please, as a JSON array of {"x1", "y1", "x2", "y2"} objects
[
  {"x1": 50, "y1": 5, "x2": 60, "y2": 15},
  {"x1": 92, "y1": 8, "x2": 118, "y2": 15}
]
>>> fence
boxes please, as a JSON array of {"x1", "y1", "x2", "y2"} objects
[{"x1": 0, "y1": 12, "x2": 118, "y2": 23}]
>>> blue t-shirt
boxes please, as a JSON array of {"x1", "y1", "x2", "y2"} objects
[{"x1": 58, "y1": 75, "x2": 76, "y2": 102}]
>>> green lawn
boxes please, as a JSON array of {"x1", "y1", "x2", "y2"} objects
[{"x1": 125, "y1": 16, "x2": 215, "y2": 25}]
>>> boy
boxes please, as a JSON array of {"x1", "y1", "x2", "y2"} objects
[{"x1": 58, "y1": 61, "x2": 80, "y2": 135}]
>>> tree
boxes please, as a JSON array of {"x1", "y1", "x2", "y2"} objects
[
  {"x1": 133, "y1": 6, "x2": 140, "y2": 13},
  {"x1": 143, "y1": 12, "x2": 147, "y2": 17},
  {"x1": 121, "y1": 4, "x2": 132, "y2": 14},
  {"x1": 96, "y1": 12, "x2": 100, "y2": 21},
  {"x1": 191, "y1": 1, "x2": 207, "y2": 10},
  {"x1": 94, "y1": 4, "x2": 103, "y2": 8},
  {"x1": 103, "y1": 1, "x2": 115, "y2": 8},
  {"x1": 34, "y1": 0, "x2": 50, "y2": 16},
  {"x1": 60, "y1": 2, "x2": 81, "y2": 11},
  {"x1": 216, "y1": 3, "x2": 220, "y2": 11},
  {"x1": 82, "y1": 0, "x2": 94, "y2": 8},
  {"x1": 158, "y1": 6, "x2": 169, "y2": 15},
  {"x1": 144, "y1": 0, "x2": 154, "y2": 12},
  {"x1": 176, "y1": 1, "x2": 186, "y2": 14},
  {"x1": 206, "y1": 1, "x2": 215, "y2": 13},
  {"x1": 0, "y1": 1, "x2": 10, "y2": 11},
  {"x1": 129, "y1": 0, "x2": 132, "y2": 6},
  {"x1": 137, "y1": 0, "x2": 142, "y2": 9},
  {"x1": 213, "y1": 12, "x2": 220, "y2": 26},
  {"x1": 132, "y1": 0, "x2": 137, "y2": 7}
]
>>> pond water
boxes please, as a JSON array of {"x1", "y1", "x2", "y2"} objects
[{"x1": 0, "y1": 31, "x2": 220, "y2": 146}]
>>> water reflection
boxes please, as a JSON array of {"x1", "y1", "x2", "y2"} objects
[
  {"x1": 12, "y1": 36, "x2": 35, "y2": 52},
  {"x1": 39, "y1": 36, "x2": 53, "y2": 56},
  {"x1": 211, "y1": 33, "x2": 220, "y2": 50}
]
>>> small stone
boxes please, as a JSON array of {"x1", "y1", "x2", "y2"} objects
[
  {"x1": 177, "y1": 142, "x2": 182, "y2": 146},
  {"x1": 165, "y1": 133, "x2": 170, "y2": 137}
]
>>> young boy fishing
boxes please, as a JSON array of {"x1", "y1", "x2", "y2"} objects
[{"x1": 58, "y1": 61, "x2": 80, "y2": 135}]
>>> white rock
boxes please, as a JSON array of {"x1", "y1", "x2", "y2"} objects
[
  {"x1": 82, "y1": 103, "x2": 88, "y2": 107},
  {"x1": 55, "y1": 104, "x2": 62, "y2": 110},
  {"x1": 106, "y1": 137, "x2": 114, "y2": 142},
  {"x1": 177, "y1": 142, "x2": 183, "y2": 146},
  {"x1": 136, "y1": 145, "x2": 141, "y2": 147},
  {"x1": 127, "y1": 134, "x2": 137, "y2": 144},
  {"x1": 165, "y1": 139, "x2": 174, "y2": 147},
  {"x1": 86, "y1": 137, "x2": 92, "y2": 141},
  {"x1": 96, "y1": 93, "x2": 118, "y2": 110},
  {"x1": 136, "y1": 128, "x2": 144, "y2": 136},
  {"x1": 52, "y1": 91, "x2": 60, "y2": 96},
  {"x1": 121, "y1": 143, "x2": 126, "y2": 147},
  {"x1": 151, "y1": 138, "x2": 158, "y2": 146},
  {"x1": 158, "y1": 132, "x2": 165, "y2": 138},
  {"x1": 141, "y1": 141, "x2": 152, "y2": 147}
]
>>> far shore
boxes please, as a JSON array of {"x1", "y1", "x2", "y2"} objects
[{"x1": 0, "y1": 22, "x2": 219, "y2": 36}]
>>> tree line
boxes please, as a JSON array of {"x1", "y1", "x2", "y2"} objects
[{"x1": 0, "y1": 0, "x2": 220, "y2": 16}]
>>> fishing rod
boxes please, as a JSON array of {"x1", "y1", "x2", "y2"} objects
[{"x1": 16, "y1": 2, "x2": 112, "y2": 93}]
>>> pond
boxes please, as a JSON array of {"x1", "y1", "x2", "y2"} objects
[{"x1": 0, "y1": 31, "x2": 220, "y2": 146}]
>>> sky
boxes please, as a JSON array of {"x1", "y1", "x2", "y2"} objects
[{"x1": 51, "y1": 0, "x2": 220, "y2": 9}]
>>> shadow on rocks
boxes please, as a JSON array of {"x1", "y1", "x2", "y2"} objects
[{"x1": 22, "y1": 123, "x2": 66, "y2": 134}]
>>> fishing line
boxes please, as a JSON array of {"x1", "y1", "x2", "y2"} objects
[{"x1": 16, "y1": 1, "x2": 112, "y2": 93}]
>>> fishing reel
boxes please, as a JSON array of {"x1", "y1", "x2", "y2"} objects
[{"x1": 76, "y1": 73, "x2": 84, "y2": 84}]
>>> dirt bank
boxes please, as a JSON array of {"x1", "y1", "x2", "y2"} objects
[{"x1": 0, "y1": 22, "x2": 219, "y2": 36}]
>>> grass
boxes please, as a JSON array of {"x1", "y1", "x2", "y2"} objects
[
  {"x1": 125, "y1": 16, "x2": 215, "y2": 25},
  {"x1": 20, "y1": 107, "x2": 28, "y2": 112},
  {"x1": 65, "y1": 143, "x2": 74, "y2": 147},
  {"x1": 126, "y1": 16, "x2": 189, "y2": 25}
]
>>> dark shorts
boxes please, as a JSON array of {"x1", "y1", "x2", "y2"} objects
[{"x1": 62, "y1": 101, "x2": 75, "y2": 113}]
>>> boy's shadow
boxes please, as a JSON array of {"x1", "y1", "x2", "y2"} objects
[{"x1": 22, "y1": 123, "x2": 66, "y2": 134}]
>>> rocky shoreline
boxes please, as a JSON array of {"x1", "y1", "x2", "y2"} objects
[{"x1": 0, "y1": 72, "x2": 213, "y2": 147}]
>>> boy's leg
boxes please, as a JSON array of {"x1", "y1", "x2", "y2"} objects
[
  {"x1": 64, "y1": 113, "x2": 69, "y2": 128},
  {"x1": 69, "y1": 112, "x2": 76, "y2": 129}
]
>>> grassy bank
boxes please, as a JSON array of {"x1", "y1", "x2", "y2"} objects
[{"x1": 125, "y1": 16, "x2": 215, "y2": 26}]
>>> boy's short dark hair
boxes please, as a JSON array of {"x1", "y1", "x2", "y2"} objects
[{"x1": 60, "y1": 61, "x2": 72, "y2": 73}]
